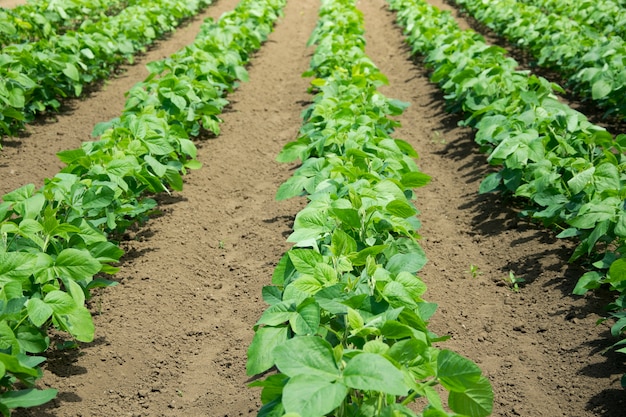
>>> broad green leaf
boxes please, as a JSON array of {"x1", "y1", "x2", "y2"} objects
[
  {"x1": 386, "y1": 252, "x2": 426, "y2": 274},
  {"x1": 282, "y1": 375, "x2": 347, "y2": 417},
  {"x1": 44, "y1": 291, "x2": 76, "y2": 315},
  {"x1": 291, "y1": 300, "x2": 320, "y2": 335},
  {"x1": 0, "y1": 252, "x2": 38, "y2": 281},
  {"x1": 347, "y1": 307, "x2": 365, "y2": 331},
  {"x1": 386, "y1": 200, "x2": 417, "y2": 218},
  {"x1": 262, "y1": 286, "x2": 283, "y2": 306},
  {"x1": 591, "y1": 80, "x2": 612, "y2": 100},
  {"x1": 257, "y1": 302, "x2": 294, "y2": 326},
  {"x1": 447, "y1": 376, "x2": 493, "y2": 417},
  {"x1": 349, "y1": 245, "x2": 387, "y2": 266},
  {"x1": 291, "y1": 275, "x2": 324, "y2": 295},
  {"x1": 43, "y1": 291, "x2": 94, "y2": 341},
  {"x1": 608, "y1": 259, "x2": 626, "y2": 285},
  {"x1": 26, "y1": 298, "x2": 53, "y2": 327},
  {"x1": 386, "y1": 339, "x2": 424, "y2": 365},
  {"x1": 567, "y1": 167, "x2": 595, "y2": 194},
  {"x1": 62, "y1": 63, "x2": 80, "y2": 82},
  {"x1": 288, "y1": 250, "x2": 323, "y2": 276},
  {"x1": 246, "y1": 325, "x2": 289, "y2": 376},
  {"x1": 330, "y1": 229, "x2": 357, "y2": 257},
  {"x1": 15, "y1": 325, "x2": 48, "y2": 354},
  {"x1": 0, "y1": 321, "x2": 19, "y2": 354},
  {"x1": 249, "y1": 373, "x2": 288, "y2": 404},
  {"x1": 479, "y1": 172, "x2": 502, "y2": 194},
  {"x1": 53, "y1": 248, "x2": 101, "y2": 281},
  {"x1": 437, "y1": 350, "x2": 482, "y2": 392},
  {"x1": 273, "y1": 336, "x2": 339, "y2": 380},
  {"x1": 82, "y1": 186, "x2": 115, "y2": 210},
  {"x1": 383, "y1": 281, "x2": 417, "y2": 308},
  {"x1": 0, "y1": 352, "x2": 38, "y2": 377},
  {"x1": 0, "y1": 388, "x2": 57, "y2": 410},
  {"x1": 343, "y1": 352, "x2": 408, "y2": 395},
  {"x1": 401, "y1": 171, "x2": 431, "y2": 188}
]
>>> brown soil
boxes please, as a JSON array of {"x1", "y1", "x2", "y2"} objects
[
  {"x1": 0, "y1": 0, "x2": 26, "y2": 8},
  {"x1": 5, "y1": 0, "x2": 626, "y2": 416}
]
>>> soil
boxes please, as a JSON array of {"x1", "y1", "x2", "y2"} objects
[
  {"x1": 0, "y1": 0, "x2": 26, "y2": 8},
  {"x1": 4, "y1": 0, "x2": 626, "y2": 416}
]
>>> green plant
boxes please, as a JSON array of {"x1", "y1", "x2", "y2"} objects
[
  {"x1": 467, "y1": 264, "x2": 482, "y2": 278},
  {"x1": 247, "y1": 1, "x2": 493, "y2": 416},
  {"x1": 0, "y1": 0, "x2": 286, "y2": 413},
  {"x1": 504, "y1": 271, "x2": 525, "y2": 292}
]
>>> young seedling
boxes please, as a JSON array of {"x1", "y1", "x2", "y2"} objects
[
  {"x1": 506, "y1": 271, "x2": 525, "y2": 292},
  {"x1": 467, "y1": 264, "x2": 482, "y2": 278}
]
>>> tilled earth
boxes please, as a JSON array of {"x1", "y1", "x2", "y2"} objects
[{"x1": 4, "y1": 0, "x2": 626, "y2": 416}]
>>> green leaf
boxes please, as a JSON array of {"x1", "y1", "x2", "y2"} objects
[
  {"x1": 479, "y1": 172, "x2": 502, "y2": 194},
  {"x1": 386, "y1": 252, "x2": 426, "y2": 274},
  {"x1": 262, "y1": 286, "x2": 283, "y2": 306},
  {"x1": 572, "y1": 271, "x2": 603, "y2": 295},
  {"x1": 82, "y1": 186, "x2": 115, "y2": 210},
  {"x1": 330, "y1": 229, "x2": 357, "y2": 257},
  {"x1": 0, "y1": 321, "x2": 20, "y2": 354},
  {"x1": 386, "y1": 200, "x2": 417, "y2": 218},
  {"x1": 347, "y1": 307, "x2": 365, "y2": 331},
  {"x1": 62, "y1": 63, "x2": 80, "y2": 82},
  {"x1": 342, "y1": 352, "x2": 408, "y2": 395},
  {"x1": 282, "y1": 375, "x2": 347, "y2": 417},
  {"x1": 53, "y1": 248, "x2": 102, "y2": 281},
  {"x1": 401, "y1": 171, "x2": 431, "y2": 188},
  {"x1": 0, "y1": 388, "x2": 57, "y2": 410},
  {"x1": 273, "y1": 336, "x2": 340, "y2": 380},
  {"x1": 0, "y1": 252, "x2": 38, "y2": 281},
  {"x1": 287, "y1": 250, "x2": 323, "y2": 276},
  {"x1": 26, "y1": 298, "x2": 53, "y2": 327},
  {"x1": 608, "y1": 259, "x2": 626, "y2": 285},
  {"x1": 437, "y1": 350, "x2": 482, "y2": 392},
  {"x1": 447, "y1": 376, "x2": 493, "y2": 417},
  {"x1": 591, "y1": 79, "x2": 612, "y2": 100},
  {"x1": 246, "y1": 325, "x2": 289, "y2": 376},
  {"x1": 291, "y1": 300, "x2": 320, "y2": 335},
  {"x1": 567, "y1": 167, "x2": 595, "y2": 194}
]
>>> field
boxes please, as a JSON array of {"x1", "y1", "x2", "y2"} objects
[{"x1": 2, "y1": 0, "x2": 626, "y2": 416}]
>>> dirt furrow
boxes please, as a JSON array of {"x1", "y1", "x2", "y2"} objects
[{"x1": 359, "y1": 0, "x2": 626, "y2": 416}]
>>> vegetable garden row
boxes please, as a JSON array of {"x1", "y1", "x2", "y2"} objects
[
  {"x1": 0, "y1": 0, "x2": 284, "y2": 414},
  {"x1": 0, "y1": 0, "x2": 625, "y2": 415}
]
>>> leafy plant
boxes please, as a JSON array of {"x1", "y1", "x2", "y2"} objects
[
  {"x1": 0, "y1": 0, "x2": 286, "y2": 413},
  {"x1": 452, "y1": 0, "x2": 626, "y2": 120},
  {"x1": 0, "y1": 0, "x2": 213, "y2": 142},
  {"x1": 388, "y1": 0, "x2": 626, "y2": 385},
  {"x1": 504, "y1": 271, "x2": 524, "y2": 292},
  {"x1": 467, "y1": 264, "x2": 481, "y2": 279},
  {"x1": 247, "y1": 1, "x2": 493, "y2": 416}
]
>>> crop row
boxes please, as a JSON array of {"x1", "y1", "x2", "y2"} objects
[
  {"x1": 452, "y1": 0, "x2": 626, "y2": 121},
  {"x1": 0, "y1": 0, "x2": 285, "y2": 413},
  {"x1": 0, "y1": 0, "x2": 210, "y2": 141},
  {"x1": 519, "y1": 0, "x2": 626, "y2": 39},
  {"x1": 246, "y1": 0, "x2": 493, "y2": 416},
  {"x1": 0, "y1": 0, "x2": 131, "y2": 46},
  {"x1": 388, "y1": 0, "x2": 626, "y2": 378}
]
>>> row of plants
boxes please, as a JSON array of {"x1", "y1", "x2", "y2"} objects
[
  {"x1": 246, "y1": 0, "x2": 494, "y2": 416},
  {"x1": 0, "y1": 0, "x2": 210, "y2": 142},
  {"x1": 0, "y1": 0, "x2": 131, "y2": 46},
  {"x1": 450, "y1": 0, "x2": 626, "y2": 121},
  {"x1": 0, "y1": 0, "x2": 286, "y2": 414},
  {"x1": 519, "y1": 0, "x2": 626, "y2": 39},
  {"x1": 388, "y1": 0, "x2": 626, "y2": 380}
]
